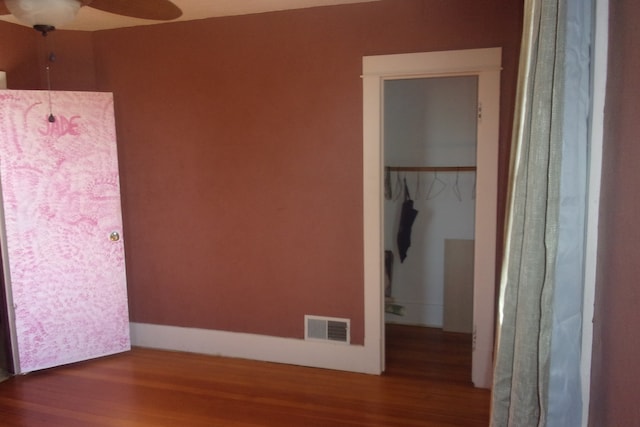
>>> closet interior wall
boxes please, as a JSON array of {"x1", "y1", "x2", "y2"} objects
[{"x1": 383, "y1": 76, "x2": 478, "y2": 329}]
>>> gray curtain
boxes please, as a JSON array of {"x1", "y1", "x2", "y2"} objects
[
  {"x1": 547, "y1": 0, "x2": 592, "y2": 424},
  {"x1": 491, "y1": 0, "x2": 594, "y2": 424},
  {"x1": 490, "y1": 0, "x2": 566, "y2": 425}
]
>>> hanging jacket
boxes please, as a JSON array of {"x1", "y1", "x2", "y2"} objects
[{"x1": 397, "y1": 179, "x2": 418, "y2": 263}]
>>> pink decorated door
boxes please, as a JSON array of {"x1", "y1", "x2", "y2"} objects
[{"x1": 0, "y1": 90, "x2": 130, "y2": 373}]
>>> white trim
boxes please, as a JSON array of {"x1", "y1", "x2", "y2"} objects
[
  {"x1": 130, "y1": 322, "x2": 380, "y2": 374},
  {"x1": 472, "y1": 66, "x2": 501, "y2": 388},
  {"x1": 362, "y1": 48, "x2": 503, "y2": 77},
  {"x1": 361, "y1": 76, "x2": 385, "y2": 374},
  {"x1": 581, "y1": 0, "x2": 608, "y2": 425},
  {"x1": 362, "y1": 48, "x2": 502, "y2": 387}
]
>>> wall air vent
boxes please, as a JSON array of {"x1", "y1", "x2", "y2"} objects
[{"x1": 305, "y1": 315, "x2": 350, "y2": 344}]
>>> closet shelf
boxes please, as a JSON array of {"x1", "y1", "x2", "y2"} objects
[{"x1": 385, "y1": 166, "x2": 476, "y2": 172}]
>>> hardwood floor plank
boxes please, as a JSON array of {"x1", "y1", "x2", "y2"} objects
[{"x1": 0, "y1": 325, "x2": 489, "y2": 426}]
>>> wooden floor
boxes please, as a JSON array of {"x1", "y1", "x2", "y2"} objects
[{"x1": 0, "y1": 324, "x2": 490, "y2": 426}]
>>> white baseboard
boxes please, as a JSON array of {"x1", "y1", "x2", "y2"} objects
[{"x1": 129, "y1": 322, "x2": 381, "y2": 375}]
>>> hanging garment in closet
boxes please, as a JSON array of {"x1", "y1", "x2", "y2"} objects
[{"x1": 397, "y1": 179, "x2": 418, "y2": 263}]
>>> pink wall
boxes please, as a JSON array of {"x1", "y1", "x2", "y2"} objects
[
  {"x1": 0, "y1": 22, "x2": 40, "y2": 88},
  {"x1": 589, "y1": 0, "x2": 640, "y2": 424},
  {"x1": 89, "y1": 0, "x2": 522, "y2": 344},
  {"x1": 1, "y1": 0, "x2": 523, "y2": 345},
  {"x1": 0, "y1": 23, "x2": 95, "y2": 91},
  {"x1": 36, "y1": 31, "x2": 97, "y2": 91}
]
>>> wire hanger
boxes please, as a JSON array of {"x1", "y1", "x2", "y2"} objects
[
  {"x1": 426, "y1": 172, "x2": 447, "y2": 200},
  {"x1": 414, "y1": 172, "x2": 421, "y2": 200},
  {"x1": 472, "y1": 173, "x2": 477, "y2": 200},
  {"x1": 453, "y1": 170, "x2": 462, "y2": 202},
  {"x1": 393, "y1": 171, "x2": 404, "y2": 201}
]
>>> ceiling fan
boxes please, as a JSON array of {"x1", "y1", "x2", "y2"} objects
[{"x1": 0, "y1": 0, "x2": 182, "y2": 34}]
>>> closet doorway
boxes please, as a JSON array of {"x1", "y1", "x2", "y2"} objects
[
  {"x1": 362, "y1": 48, "x2": 501, "y2": 388},
  {"x1": 383, "y1": 75, "x2": 478, "y2": 335}
]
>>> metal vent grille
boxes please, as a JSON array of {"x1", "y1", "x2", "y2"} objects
[
  {"x1": 327, "y1": 321, "x2": 348, "y2": 342},
  {"x1": 305, "y1": 315, "x2": 350, "y2": 344}
]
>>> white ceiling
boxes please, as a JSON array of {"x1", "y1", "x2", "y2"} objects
[{"x1": 0, "y1": 0, "x2": 379, "y2": 31}]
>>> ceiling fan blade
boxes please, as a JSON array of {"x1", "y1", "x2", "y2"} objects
[{"x1": 88, "y1": 0, "x2": 182, "y2": 21}]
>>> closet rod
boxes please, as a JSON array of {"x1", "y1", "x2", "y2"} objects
[{"x1": 385, "y1": 166, "x2": 476, "y2": 172}]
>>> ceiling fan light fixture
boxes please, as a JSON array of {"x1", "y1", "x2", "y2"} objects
[{"x1": 5, "y1": 0, "x2": 81, "y2": 30}]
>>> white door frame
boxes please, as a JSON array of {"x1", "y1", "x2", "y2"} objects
[
  {"x1": 581, "y1": 0, "x2": 608, "y2": 423},
  {"x1": 362, "y1": 48, "x2": 502, "y2": 387}
]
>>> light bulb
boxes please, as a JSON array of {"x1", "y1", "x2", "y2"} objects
[{"x1": 5, "y1": 0, "x2": 81, "y2": 28}]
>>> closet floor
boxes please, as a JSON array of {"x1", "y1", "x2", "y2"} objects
[{"x1": 385, "y1": 322, "x2": 475, "y2": 384}]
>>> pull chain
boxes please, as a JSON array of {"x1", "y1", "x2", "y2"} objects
[
  {"x1": 43, "y1": 32, "x2": 56, "y2": 123},
  {"x1": 46, "y1": 64, "x2": 55, "y2": 123}
]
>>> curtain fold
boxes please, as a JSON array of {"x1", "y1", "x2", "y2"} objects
[
  {"x1": 491, "y1": 0, "x2": 566, "y2": 425},
  {"x1": 546, "y1": 0, "x2": 592, "y2": 424}
]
